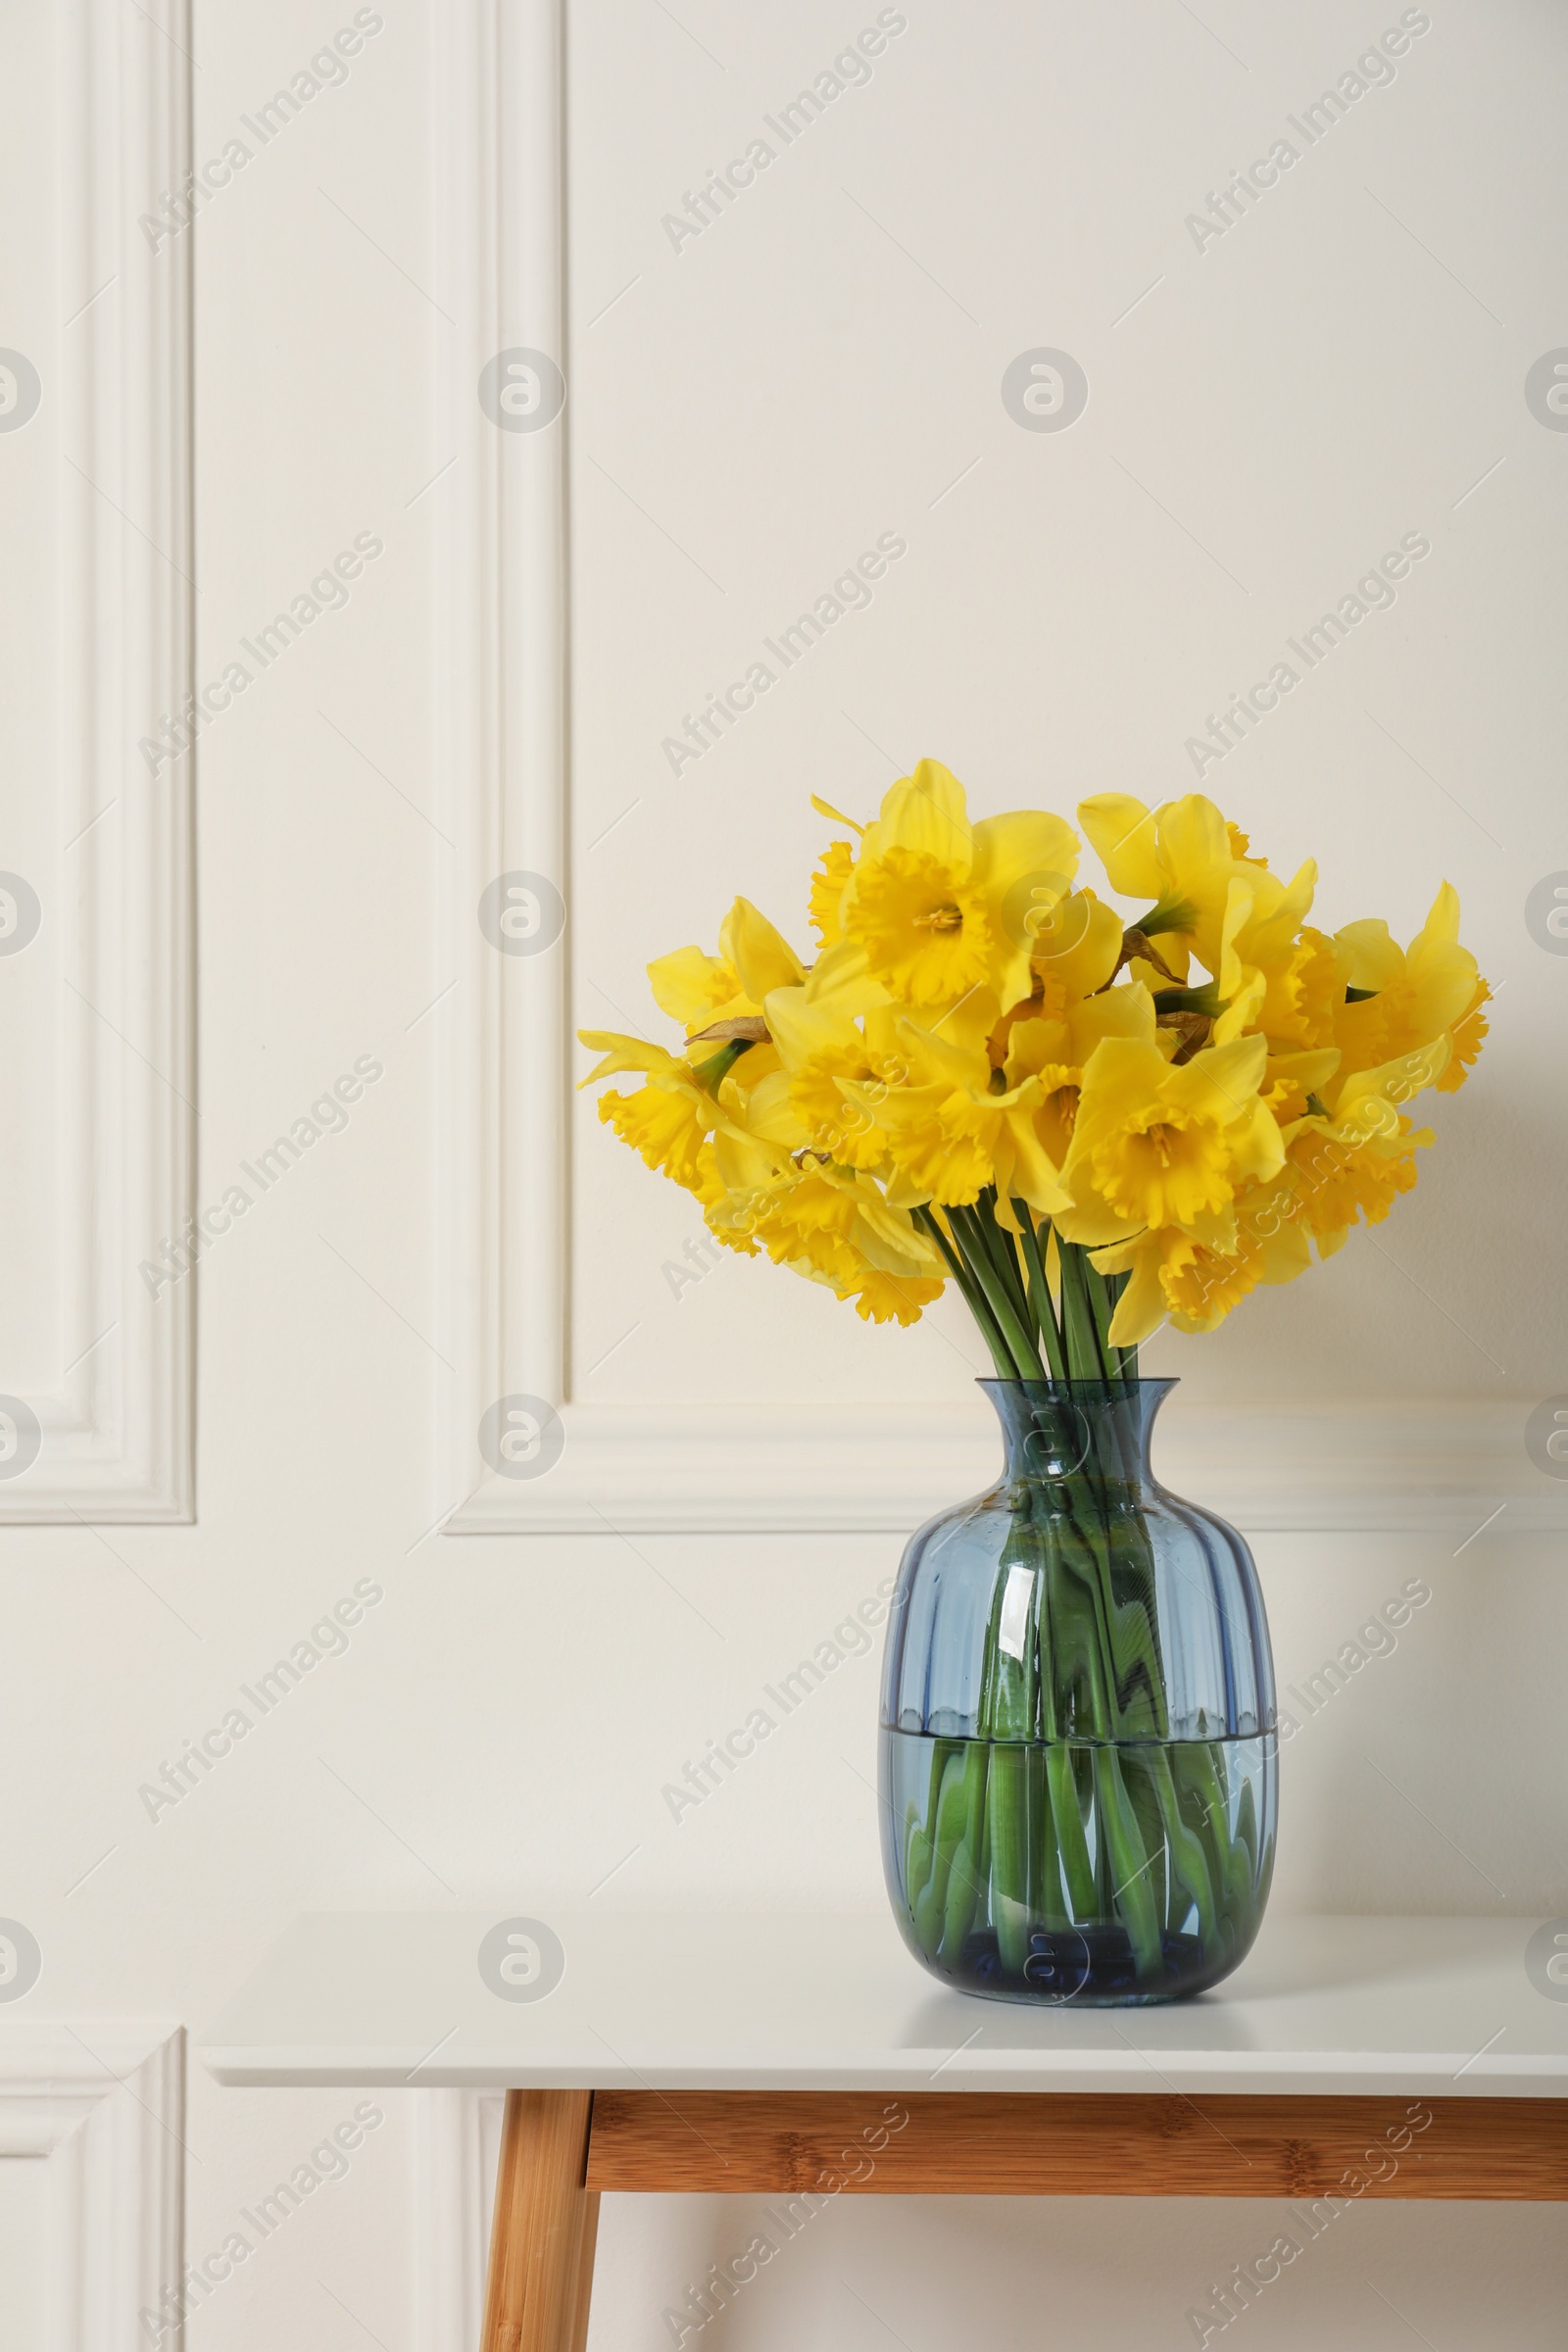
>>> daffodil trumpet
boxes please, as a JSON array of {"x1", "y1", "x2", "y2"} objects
[{"x1": 580, "y1": 765, "x2": 1486, "y2": 1995}]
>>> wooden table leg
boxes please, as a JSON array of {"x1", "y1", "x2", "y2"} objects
[{"x1": 480, "y1": 2089, "x2": 598, "y2": 2352}]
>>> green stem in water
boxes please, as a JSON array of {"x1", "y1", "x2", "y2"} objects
[{"x1": 1047, "y1": 1741, "x2": 1098, "y2": 1921}]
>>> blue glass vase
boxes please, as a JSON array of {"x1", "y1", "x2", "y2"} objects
[{"x1": 879, "y1": 1379, "x2": 1277, "y2": 2004}]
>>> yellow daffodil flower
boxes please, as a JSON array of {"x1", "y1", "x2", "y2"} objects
[
  {"x1": 1209, "y1": 865, "x2": 1339, "y2": 1054},
  {"x1": 808, "y1": 840, "x2": 858, "y2": 946},
  {"x1": 582, "y1": 774, "x2": 1486, "y2": 1351},
  {"x1": 1093, "y1": 1203, "x2": 1312, "y2": 1342},
  {"x1": 985, "y1": 888, "x2": 1126, "y2": 1072},
  {"x1": 841, "y1": 760, "x2": 1079, "y2": 1018},
  {"x1": 1055, "y1": 1032, "x2": 1285, "y2": 1250},
  {"x1": 1332, "y1": 884, "x2": 1481, "y2": 1080},
  {"x1": 1259, "y1": 1046, "x2": 1343, "y2": 1123},
  {"x1": 1279, "y1": 1037, "x2": 1447, "y2": 1254},
  {"x1": 840, "y1": 1266, "x2": 947, "y2": 1325},
  {"x1": 1076, "y1": 792, "x2": 1247, "y2": 981},
  {"x1": 576, "y1": 1033, "x2": 729, "y2": 1202},
  {"x1": 1001, "y1": 982, "x2": 1157, "y2": 1167},
  {"x1": 706, "y1": 1157, "x2": 945, "y2": 1297},
  {"x1": 1437, "y1": 978, "x2": 1491, "y2": 1092},
  {"x1": 840, "y1": 1019, "x2": 1073, "y2": 1214},
  {"x1": 648, "y1": 897, "x2": 805, "y2": 1054},
  {"x1": 760, "y1": 976, "x2": 908, "y2": 1169}
]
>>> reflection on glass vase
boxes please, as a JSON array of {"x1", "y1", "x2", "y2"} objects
[{"x1": 879, "y1": 1379, "x2": 1277, "y2": 2005}]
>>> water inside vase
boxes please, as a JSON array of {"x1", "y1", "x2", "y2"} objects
[{"x1": 881, "y1": 1727, "x2": 1276, "y2": 2005}]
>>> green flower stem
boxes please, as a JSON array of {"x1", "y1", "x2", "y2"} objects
[
  {"x1": 949, "y1": 1206, "x2": 1043, "y2": 1380},
  {"x1": 1030, "y1": 1492, "x2": 1164, "y2": 1974},
  {"x1": 975, "y1": 1193, "x2": 1034, "y2": 1346},
  {"x1": 986, "y1": 1744, "x2": 1031, "y2": 1975},
  {"x1": 906, "y1": 1735, "x2": 957, "y2": 1921},
  {"x1": 1084, "y1": 1253, "x2": 1119, "y2": 1376},
  {"x1": 1026, "y1": 1741, "x2": 1061, "y2": 1929},
  {"x1": 1012, "y1": 1202, "x2": 1068, "y2": 1380},
  {"x1": 1094, "y1": 1748, "x2": 1163, "y2": 1976},
  {"x1": 1176, "y1": 1744, "x2": 1255, "y2": 1933},
  {"x1": 912, "y1": 1748, "x2": 969, "y2": 1956},
  {"x1": 1034, "y1": 1467, "x2": 1179, "y2": 1972},
  {"x1": 983, "y1": 1517, "x2": 1041, "y2": 1979},
  {"x1": 1125, "y1": 1752, "x2": 1169, "y2": 1929},
  {"x1": 1148, "y1": 1749, "x2": 1219, "y2": 1936},
  {"x1": 965, "y1": 1198, "x2": 1039, "y2": 1357},
  {"x1": 920, "y1": 1545, "x2": 1006, "y2": 1965},
  {"x1": 1057, "y1": 1241, "x2": 1110, "y2": 1380},
  {"x1": 1107, "y1": 1268, "x2": 1141, "y2": 1379},
  {"x1": 692, "y1": 1040, "x2": 750, "y2": 1093},
  {"x1": 1067, "y1": 1451, "x2": 1167, "y2": 1737},
  {"x1": 940, "y1": 1740, "x2": 993, "y2": 1960},
  {"x1": 915, "y1": 1208, "x2": 1015, "y2": 1378},
  {"x1": 1046, "y1": 1741, "x2": 1098, "y2": 1918}
]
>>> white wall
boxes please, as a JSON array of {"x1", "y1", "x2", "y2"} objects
[{"x1": 2, "y1": 0, "x2": 1566, "y2": 2344}]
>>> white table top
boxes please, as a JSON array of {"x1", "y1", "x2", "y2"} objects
[{"x1": 200, "y1": 1910, "x2": 1568, "y2": 2100}]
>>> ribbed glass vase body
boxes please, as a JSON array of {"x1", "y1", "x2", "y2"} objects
[{"x1": 879, "y1": 1380, "x2": 1277, "y2": 2004}]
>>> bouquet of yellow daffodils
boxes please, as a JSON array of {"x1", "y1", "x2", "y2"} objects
[{"x1": 579, "y1": 762, "x2": 1488, "y2": 1378}]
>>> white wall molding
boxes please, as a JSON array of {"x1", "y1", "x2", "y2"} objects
[
  {"x1": 443, "y1": 1396, "x2": 1567, "y2": 1537},
  {"x1": 436, "y1": 0, "x2": 568, "y2": 1535},
  {"x1": 431, "y1": 0, "x2": 1560, "y2": 1542},
  {"x1": 413, "y1": 2087, "x2": 502, "y2": 2352},
  {"x1": 0, "y1": 2023, "x2": 182, "y2": 2349},
  {"x1": 1, "y1": 0, "x2": 194, "y2": 1521}
]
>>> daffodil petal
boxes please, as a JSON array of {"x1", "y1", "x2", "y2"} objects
[
  {"x1": 1078, "y1": 794, "x2": 1163, "y2": 899},
  {"x1": 717, "y1": 897, "x2": 806, "y2": 1002},
  {"x1": 864, "y1": 759, "x2": 974, "y2": 876}
]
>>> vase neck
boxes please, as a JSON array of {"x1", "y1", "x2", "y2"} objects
[{"x1": 979, "y1": 1378, "x2": 1174, "y2": 1487}]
